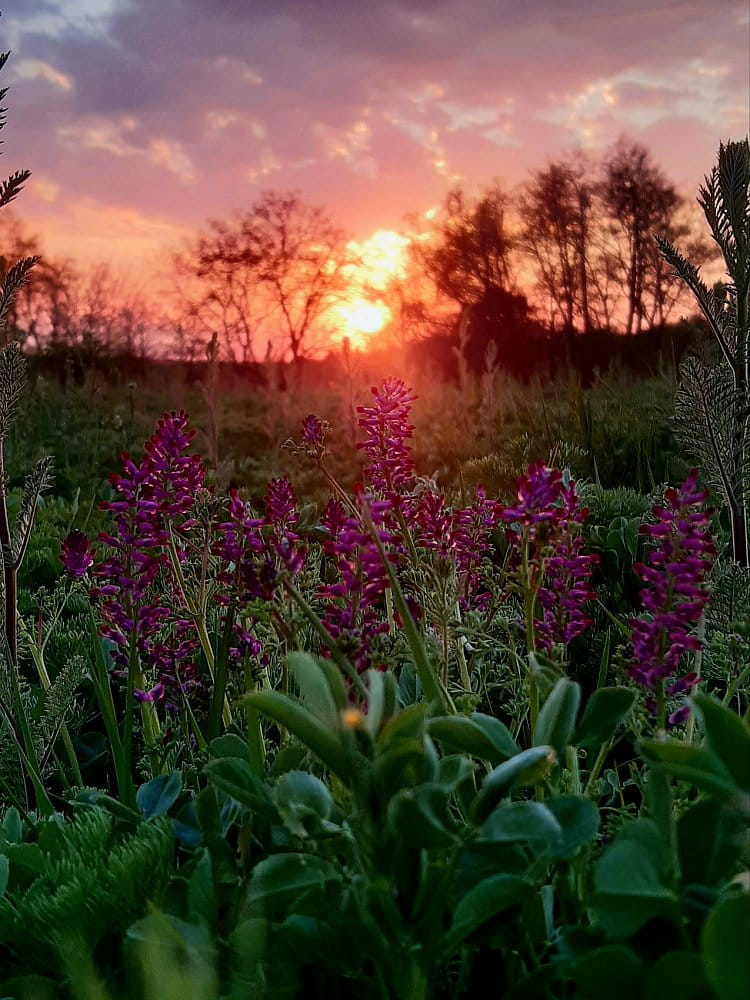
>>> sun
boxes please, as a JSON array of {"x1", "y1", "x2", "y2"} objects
[
  {"x1": 333, "y1": 299, "x2": 392, "y2": 349},
  {"x1": 328, "y1": 229, "x2": 410, "y2": 349}
]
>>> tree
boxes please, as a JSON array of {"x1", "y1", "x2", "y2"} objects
[
  {"x1": 416, "y1": 184, "x2": 535, "y2": 372},
  {"x1": 173, "y1": 217, "x2": 268, "y2": 364},
  {"x1": 519, "y1": 158, "x2": 595, "y2": 335},
  {"x1": 419, "y1": 184, "x2": 516, "y2": 306},
  {"x1": 601, "y1": 140, "x2": 680, "y2": 335},
  {"x1": 174, "y1": 192, "x2": 353, "y2": 364}
]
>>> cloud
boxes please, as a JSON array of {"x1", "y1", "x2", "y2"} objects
[{"x1": 1, "y1": 0, "x2": 747, "y2": 279}]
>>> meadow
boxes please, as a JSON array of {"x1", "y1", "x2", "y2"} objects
[{"x1": 0, "y1": 35, "x2": 748, "y2": 997}]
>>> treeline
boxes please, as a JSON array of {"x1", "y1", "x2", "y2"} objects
[{"x1": 0, "y1": 136, "x2": 719, "y2": 382}]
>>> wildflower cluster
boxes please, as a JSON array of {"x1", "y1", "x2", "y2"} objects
[
  {"x1": 318, "y1": 497, "x2": 394, "y2": 673},
  {"x1": 214, "y1": 476, "x2": 306, "y2": 603},
  {"x1": 357, "y1": 377, "x2": 416, "y2": 506},
  {"x1": 88, "y1": 411, "x2": 206, "y2": 707},
  {"x1": 630, "y1": 471, "x2": 716, "y2": 725},
  {"x1": 501, "y1": 463, "x2": 597, "y2": 652}
]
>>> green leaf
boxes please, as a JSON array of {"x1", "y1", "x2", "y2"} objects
[
  {"x1": 692, "y1": 693, "x2": 750, "y2": 792},
  {"x1": 480, "y1": 801, "x2": 562, "y2": 854},
  {"x1": 204, "y1": 757, "x2": 274, "y2": 814},
  {"x1": 545, "y1": 795, "x2": 600, "y2": 860},
  {"x1": 645, "y1": 951, "x2": 710, "y2": 1000},
  {"x1": 247, "y1": 854, "x2": 341, "y2": 919},
  {"x1": 244, "y1": 690, "x2": 351, "y2": 783},
  {"x1": 187, "y1": 849, "x2": 218, "y2": 928},
  {"x1": 534, "y1": 677, "x2": 581, "y2": 756},
  {"x1": 638, "y1": 741, "x2": 737, "y2": 799},
  {"x1": 429, "y1": 713, "x2": 519, "y2": 765},
  {"x1": 0, "y1": 855, "x2": 8, "y2": 898},
  {"x1": 273, "y1": 771, "x2": 334, "y2": 839},
  {"x1": 373, "y1": 738, "x2": 438, "y2": 800},
  {"x1": 2, "y1": 807, "x2": 22, "y2": 844},
  {"x1": 136, "y1": 771, "x2": 183, "y2": 820},
  {"x1": 572, "y1": 945, "x2": 645, "y2": 999},
  {"x1": 364, "y1": 668, "x2": 397, "y2": 736},
  {"x1": 472, "y1": 746, "x2": 557, "y2": 822},
  {"x1": 440, "y1": 874, "x2": 533, "y2": 953},
  {"x1": 288, "y1": 652, "x2": 340, "y2": 725},
  {"x1": 701, "y1": 893, "x2": 750, "y2": 1000},
  {"x1": 574, "y1": 687, "x2": 636, "y2": 749},
  {"x1": 677, "y1": 799, "x2": 744, "y2": 885},
  {"x1": 591, "y1": 833, "x2": 677, "y2": 938},
  {"x1": 208, "y1": 734, "x2": 250, "y2": 759},
  {"x1": 387, "y1": 782, "x2": 458, "y2": 849}
]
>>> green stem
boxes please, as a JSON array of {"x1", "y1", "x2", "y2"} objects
[
  {"x1": 584, "y1": 741, "x2": 611, "y2": 797},
  {"x1": 244, "y1": 657, "x2": 266, "y2": 777},
  {"x1": 167, "y1": 529, "x2": 232, "y2": 727},
  {"x1": 20, "y1": 620, "x2": 83, "y2": 786},
  {"x1": 283, "y1": 577, "x2": 369, "y2": 700}
]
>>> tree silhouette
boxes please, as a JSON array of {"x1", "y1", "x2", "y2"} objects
[{"x1": 601, "y1": 140, "x2": 680, "y2": 335}]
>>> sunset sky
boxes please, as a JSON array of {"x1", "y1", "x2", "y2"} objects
[{"x1": 3, "y1": 0, "x2": 749, "y2": 299}]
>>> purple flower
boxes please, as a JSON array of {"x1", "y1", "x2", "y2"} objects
[
  {"x1": 301, "y1": 413, "x2": 326, "y2": 450},
  {"x1": 357, "y1": 378, "x2": 416, "y2": 505},
  {"x1": 501, "y1": 466, "x2": 597, "y2": 652},
  {"x1": 629, "y1": 471, "x2": 716, "y2": 723},
  {"x1": 318, "y1": 498, "x2": 395, "y2": 673},
  {"x1": 61, "y1": 530, "x2": 94, "y2": 577}
]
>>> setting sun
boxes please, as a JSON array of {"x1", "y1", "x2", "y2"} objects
[
  {"x1": 328, "y1": 229, "x2": 410, "y2": 348},
  {"x1": 332, "y1": 298, "x2": 392, "y2": 348}
]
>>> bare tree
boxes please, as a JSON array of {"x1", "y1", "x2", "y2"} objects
[
  {"x1": 601, "y1": 140, "x2": 680, "y2": 334},
  {"x1": 173, "y1": 192, "x2": 352, "y2": 363},
  {"x1": 519, "y1": 159, "x2": 595, "y2": 335},
  {"x1": 240, "y1": 192, "x2": 353, "y2": 362},
  {"x1": 419, "y1": 184, "x2": 517, "y2": 307}
]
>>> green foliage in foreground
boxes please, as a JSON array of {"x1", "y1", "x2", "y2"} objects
[{"x1": 0, "y1": 661, "x2": 748, "y2": 999}]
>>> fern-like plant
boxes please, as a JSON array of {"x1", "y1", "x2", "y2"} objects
[{"x1": 658, "y1": 138, "x2": 750, "y2": 566}]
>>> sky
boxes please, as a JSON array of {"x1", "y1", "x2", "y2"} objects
[{"x1": 2, "y1": 0, "x2": 749, "y2": 293}]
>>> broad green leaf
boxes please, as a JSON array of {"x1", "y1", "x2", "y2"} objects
[
  {"x1": 545, "y1": 795, "x2": 600, "y2": 860},
  {"x1": 0, "y1": 855, "x2": 8, "y2": 898},
  {"x1": 572, "y1": 945, "x2": 645, "y2": 999},
  {"x1": 244, "y1": 691, "x2": 351, "y2": 783},
  {"x1": 645, "y1": 951, "x2": 710, "y2": 1000},
  {"x1": 534, "y1": 677, "x2": 581, "y2": 756},
  {"x1": 639, "y1": 741, "x2": 737, "y2": 799},
  {"x1": 701, "y1": 894, "x2": 750, "y2": 1000},
  {"x1": 591, "y1": 836, "x2": 677, "y2": 938},
  {"x1": 429, "y1": 713, "x2": 519, "y2": 765},
  {"x1": 480, "y1": 801, "x2": 562, "y2": 854},
  {"x1": 387, "y1": 782, "x2": 458, "y2": 849},
  {"x1": 247, "y1": 854, "x2": 341, "y2": 919},
  {"x1": 273, "y1": 771, "x2": 334, "y2": 839},
  {"x1": 208, "y1": 734, "x2": 250, "y2": 759},
  {"x1": 136, "y1": 771, "x2": 183, "y2": 820},
  {"x1": 204, "y1": 757, "x2": 274, "y2": 814},
  {"x1": 472, "y1": 746, "x2": 557, "y2": 822},
  {"x1": 288, "y1": 652, "x2": 339, "y2": 725},
  {"x1": 574, "y1": 687, "x2": 635, "y2": 748},
  {"x1": 692, "y1": 693, "x2": 750, "y2": 792},
  {"x1": 2, "y1": 808, "x2": 22, "y2": 844},
  {"x1": 187, "y1": 849, "x2": 217, "y2": 928},
  {"x1": 440, "y1": 874, "x2": 533, "y2": 953},
  {"x1": 677, "y1": 799, "x2": 744, "y2": 886},
  {"x1": 373, "y1": 738, "x2": 438, "y2": 799},
  {"x1": 364, "y1": 668, "x2": 397, "y2": 736}
]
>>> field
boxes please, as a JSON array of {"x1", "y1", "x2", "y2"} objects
[
  {"x1": 0, "y1": 19, "x2": 748, "y2": 995},
  {"x1": 0, "y1": 333, "x2": 748, "y2": 998}
]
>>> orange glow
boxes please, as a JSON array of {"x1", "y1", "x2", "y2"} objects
[
  {"x1": 329, "y1": 228, "x2": 410, "y2": 348},
  {"x1": 332, "y1": 298, "x2": 391, "y2": 348}
]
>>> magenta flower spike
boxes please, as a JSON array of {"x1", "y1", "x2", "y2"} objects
[{"x1": 630, "y1": 470, "x2": 716, "y2": 723}]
